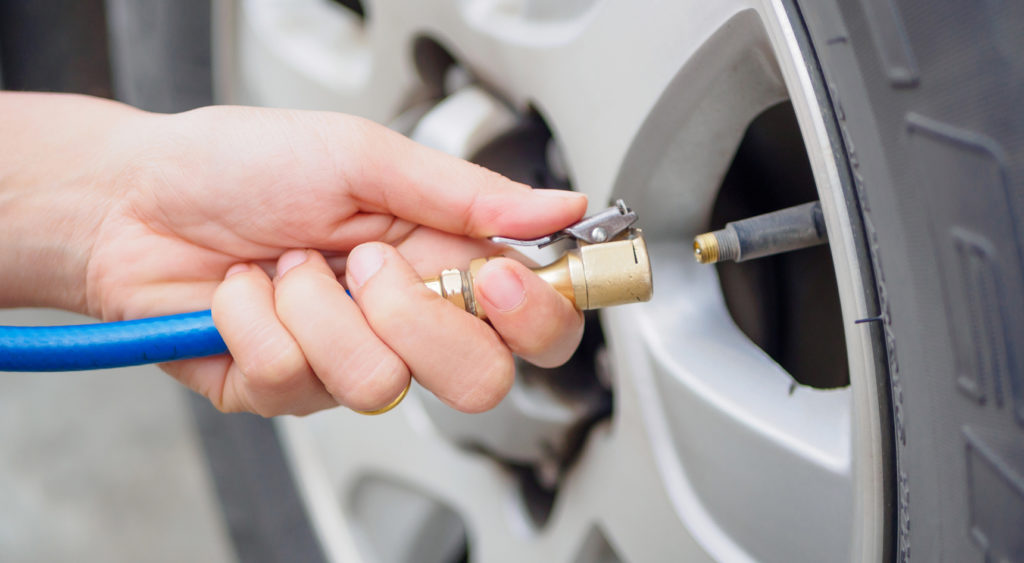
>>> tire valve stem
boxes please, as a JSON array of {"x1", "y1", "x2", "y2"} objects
[{"x1": 693, "y1": 201, "x2": 828, "y2": 264}]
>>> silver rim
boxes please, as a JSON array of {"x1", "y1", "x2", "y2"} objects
[{"x1": 214, "y1": 0, "x2": 887, "y2": 560}]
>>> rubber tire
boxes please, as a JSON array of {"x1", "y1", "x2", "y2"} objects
[
  {"x1": 794, "y1": 1, "x2": 1024, "y2": 561},
  {"x1": 107, "y1": 1, "x2": 1024, "y2": 561}
]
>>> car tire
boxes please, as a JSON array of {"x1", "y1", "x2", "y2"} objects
[{"x1": 795, "y1": 1, "x2": 1024, "y2": 560}]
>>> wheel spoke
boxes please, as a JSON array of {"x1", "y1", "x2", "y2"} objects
[
  {"x1": 230, "y1": 0, "x2": 415, "y2": 119},
  {"x1": 597, "y1": 242, "x2": 854, "y2": 561},
  {"x1": 450, "y1": 0, "x2": 783, "y2": 217},
  {"x1": 560, "y1": 422, "x2": 713, "y2": 562},
  {"x1": 282, "y1": 389, "x2": 544, "y2": 561}
]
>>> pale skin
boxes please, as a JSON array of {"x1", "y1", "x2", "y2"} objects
[{"x1": 0, "y1": 92, "x2": 587, "y2": 416}]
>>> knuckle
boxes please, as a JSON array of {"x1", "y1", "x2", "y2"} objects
[
  {"x1": 527, "y1": 326, "x2": 584, "y2": 369},
  {"x1": 448, "y1": 348, "x2": 514, "y2": 414},
  {"x1": 274, "y1": 268, "x2": 324, "y2": 305},
  {"x1": 209, "y1": 377, "x2": 272, "y2": 416},
  {"x1": 329, "y1": 349, "x2": 410, "y2": 412},
  {"x1": 510, "y1": 327, "x2": 556, "y2": 359},
  {"x1": 506, "y1": 314, "x2": 564, "y2": 357},
  {"x1": 242, "y1": 383, "x2": 300, "y2": 418},
  {"x1": 361, "y1": 288, "x2": 418, "y2": 333},
  {"x1": 506, "y1": 302, "x2": 583, "y2": 364},
  {"x1": 237, "y1": 339, "x2": 308, "y2": 394},
  {"x1": 335, "y1": 116, "x2": 386, "y2": 162},
  {"x1": 251, "y1": 403, "x2": 285, "y2": 419},
  {"x1": 209, "y1": 396, "x2": 242, "y2": 414},
  {"x1": 289, "y1": 404, "x2": 329, "y2": 418}
]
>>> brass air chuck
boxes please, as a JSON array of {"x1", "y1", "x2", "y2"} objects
[{"x1": 424, "y1": 230, "x2": 653, "y2": 319}]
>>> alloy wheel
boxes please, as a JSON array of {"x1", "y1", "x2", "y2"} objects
[{"x1": 214, "y1": 1, "x2": 889, "y2": 560}]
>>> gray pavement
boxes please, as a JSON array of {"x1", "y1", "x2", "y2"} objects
[{"x1": 0, "y1": 308, "x2": 235, "y2": 563}]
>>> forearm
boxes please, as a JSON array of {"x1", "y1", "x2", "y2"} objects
[{"x1": 0, "y1": 92, "x2": 143, "y2": 312}]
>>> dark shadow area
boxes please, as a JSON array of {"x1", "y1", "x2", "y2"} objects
[
  {"x1": 328, "y1": 0, "x2": 365, "y2": 19},
  {"x1": 0, "y1": 0, "x2": 113, "y2": 96},
  {"x1": 711, "y1": 102, "x2": 849, "y2": 389},
  {"x1": 472, "y1": 115, "x2": 611, "y2": 529}
]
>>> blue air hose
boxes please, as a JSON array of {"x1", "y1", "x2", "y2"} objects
[{"x1": 0, "y1": 310, "x2": 227, "y2": 372}]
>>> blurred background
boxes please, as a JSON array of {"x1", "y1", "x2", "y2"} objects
[
  {"x1": 0, "y1": 2, "x2": 235, "y2": 560},
  {"x1": 0, "y1": 311, "x2": 233, "y2": 562}
]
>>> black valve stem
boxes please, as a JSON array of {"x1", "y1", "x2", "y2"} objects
[{"x1": 693, "y1": 201, "x2": 828, "y2": 264}]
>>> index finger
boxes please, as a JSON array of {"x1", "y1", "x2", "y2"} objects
[{"x1": 334, "y1": 117, "x2": 589, "y2": 239}]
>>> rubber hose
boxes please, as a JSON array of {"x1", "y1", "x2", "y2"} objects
[{"x1": 0, "y1": 310, "x2": 227, "y2": 372}]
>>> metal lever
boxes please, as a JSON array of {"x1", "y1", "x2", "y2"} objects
[{"x1": 490, "y1": 199, "x2": 638, "y2": 248}]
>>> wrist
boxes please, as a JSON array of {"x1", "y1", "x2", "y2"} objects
[{"x1": 0, "y1": 93, "x2": 147, "y2": 313}]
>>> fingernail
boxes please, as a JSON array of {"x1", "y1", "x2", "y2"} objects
[
  {"x1": 225, "y1": 263, "x2": 249, "y2": 279},
  {"x1": 478, "y1": 262, "x2": 526, "y2": 313},
  {"x1": 276, "y1": 249, "x2": 309, "y2": 279},
  {"x1": 347, "y1": 244, "x2": 385, "y2": 290}
]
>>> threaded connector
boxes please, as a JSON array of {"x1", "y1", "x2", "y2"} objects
[
  {"x1": 693, "y1": 229, "x2": 739, "y2": 264},
  {"x1": 693, "y1": 233, "x2": 718, "y2": 264}
]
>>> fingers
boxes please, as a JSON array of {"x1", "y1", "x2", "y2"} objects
[
  {"x1": 200, "y1": 250, "x2": 410, "y2": 416},
  {"x1": 347, "y1": 243, "x2": 515, "y2": 413},
  {"x1": 208, "y1": 262, "x2": 336, "y2": 416},
  {"x1": 175, "y1": 247, "x2": 583, "y2": 417},
  {"x1": 473, "y1": 258, "x2": 584, "y2": 368},
  {"x1": 346, "y1": 125, "x2": 589, "y2": 238},
  {"x1": 174, "y1": 106, "x2": 588, "y2": 244},
  {"x1": 273, "y1": 249, "x2": 411, "y2": 412}
]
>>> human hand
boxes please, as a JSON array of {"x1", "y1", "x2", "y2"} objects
[{"x1": 0, "y1": 93, "x2": 587, "y2": 416}]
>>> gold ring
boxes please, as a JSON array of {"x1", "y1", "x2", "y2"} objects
[{"x1": 352, "y1": 379, "x2": 412, "y2": 416}]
